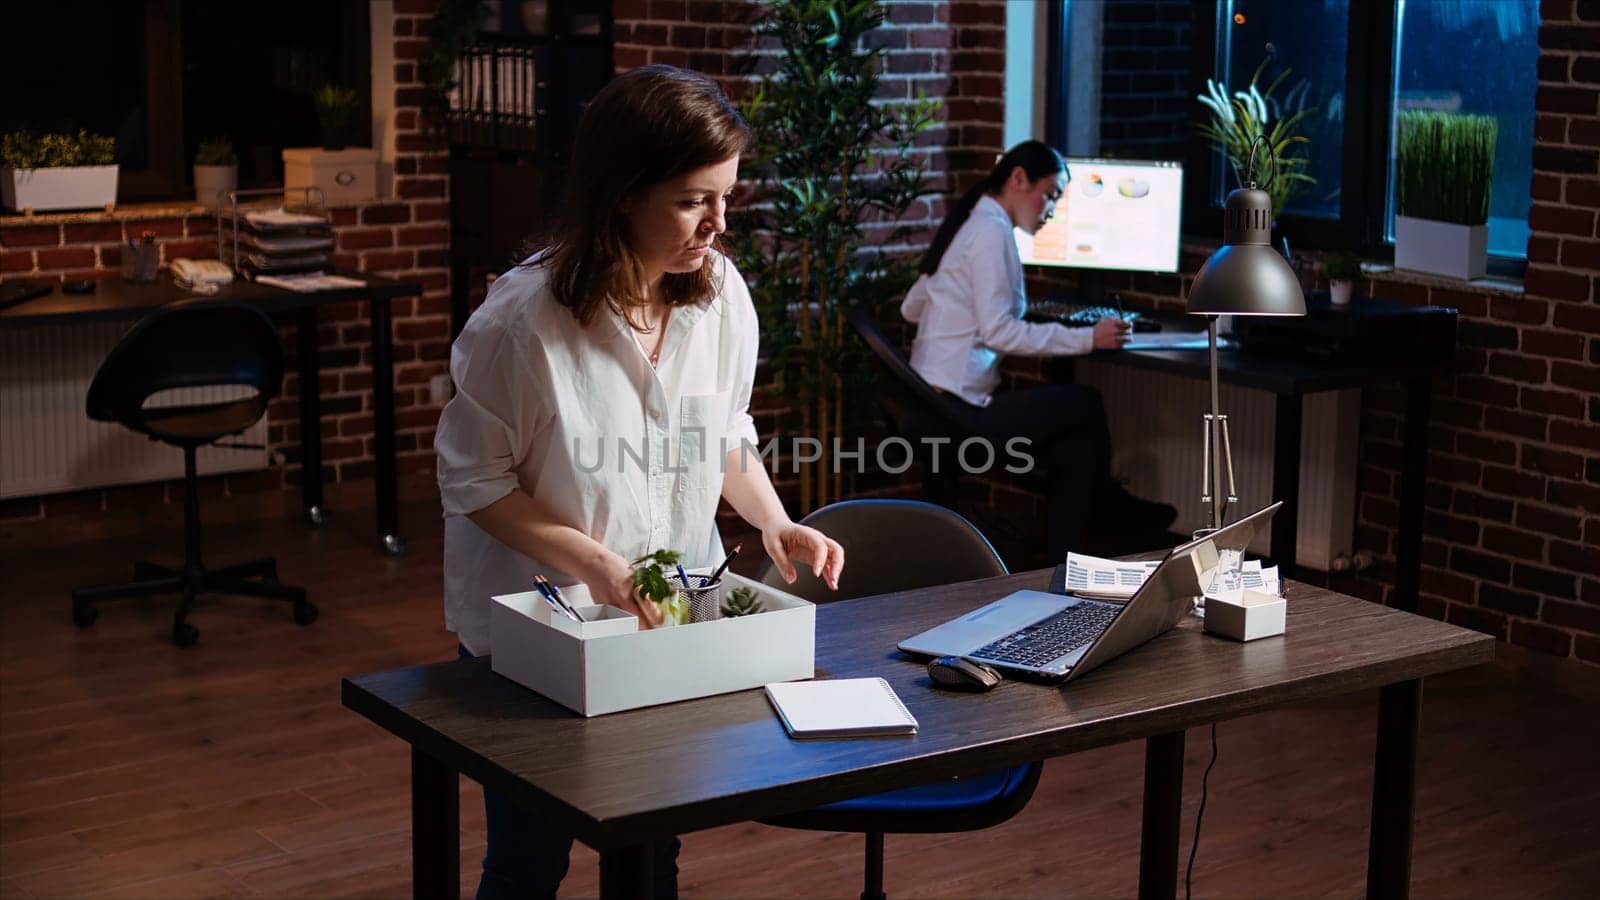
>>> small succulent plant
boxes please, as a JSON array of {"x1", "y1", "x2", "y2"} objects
[{"x1": 721, "y1": 586, "x2": 765, "y2": 618}]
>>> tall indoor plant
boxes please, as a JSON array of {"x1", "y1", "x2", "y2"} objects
[
  {"x1": 732, "y1": 0, "x2": 938, "y2": 513},
  {"x1": 0, "y1": 129, "x2": 117, "y2": 213},
  {"x1": 1394, "y1": 110, "x2": 1497, "y2": 280}
]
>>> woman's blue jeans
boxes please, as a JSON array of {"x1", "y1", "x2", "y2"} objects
[{"x1": 460, "y1": 646, "x2": 681, "y2": 899}]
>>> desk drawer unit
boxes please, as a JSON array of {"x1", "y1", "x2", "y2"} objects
[{"x1": 0, "y1": 319, "x2": 269, "y2": 499}]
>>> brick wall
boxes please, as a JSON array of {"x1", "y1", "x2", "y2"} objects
[
  {"x1": 1099, "y1": 0, "x2": 1194, "y2": 160},
  {"x1": 0, "y1": 3, "x2": 452, "y2": 523}
]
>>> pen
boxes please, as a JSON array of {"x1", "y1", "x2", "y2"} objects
[
  {"x1": 534, "y1": 575, "x2": 584, "y2": 623},
  {"x1": 709, "y1": 543, "x2": 741, "y2": 583},
  {"x1": 675, "y1": 563, "x2": 692, "y2": 592}
]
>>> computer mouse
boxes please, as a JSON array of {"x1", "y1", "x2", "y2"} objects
[
  {"x1": 1132, "y1": 318, "x2": 1162, "y2": 333},
  {"x1": 927, "y1": 656, "x2": 1003, "y2": 692},
  {"x1": 61, "y1": 279, "x2": 97, "y2": 294}
]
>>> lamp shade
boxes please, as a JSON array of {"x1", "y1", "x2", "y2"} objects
[{"x1": 1188, "y1": 186, "x2": 1306, "y2": 316}]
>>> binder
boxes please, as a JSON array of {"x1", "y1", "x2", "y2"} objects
[{"x1": 764, "y1": 678, "x2": 918, "y2": 739}]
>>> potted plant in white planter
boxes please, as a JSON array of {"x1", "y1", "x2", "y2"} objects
[
  {"x1": 192, "y1": 136, "x2": 238, "y2": 207},
  {"x1": 1394, "y1": 110, "x2": 1497, "y2": 280},
  {"x1": 1322, "y1": 251, "x2": 1362, "y2": 307},
  {"x1": 1, "y1": 129, "x2": 117, "y2": 214}
]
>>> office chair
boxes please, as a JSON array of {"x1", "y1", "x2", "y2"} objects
[
  {"x1": 845, "y1": 306, "x2": 982, "y2": 506},
  {"x1": 70, "y1": 300, "x2": 316, "y2": 647},
  {"x1": 755, "y1": 499, "x2": 1043, "y2": 900}
]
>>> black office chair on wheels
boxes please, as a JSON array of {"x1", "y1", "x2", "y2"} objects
[
  {"x1": 71, "y1": 301, "x2": 316, "y2": 647},
  {"x1": 756, "y1": 499, "x2": 1043, "y2": 900}
]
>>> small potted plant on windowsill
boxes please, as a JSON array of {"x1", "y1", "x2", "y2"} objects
[
  {"x1": 1, "y1": 129, "x2": 117, "y2": 214},
  {"x1": 283, "y1": 84, "x2": 377, "y2": 206},
  {"x1": 1321, "y1": 251, "x2": 1362, "y2": 307},
  {"x1": 1394, "y1": 110, "x2": 1497, "y2": 280},
  {"x1": 193, "y1": 136, "x2": 238, "y2": 208}
]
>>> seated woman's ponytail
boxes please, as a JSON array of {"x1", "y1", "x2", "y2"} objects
[{"x1": 917, "y1": 140, "x2": 1066, "y2": 276}]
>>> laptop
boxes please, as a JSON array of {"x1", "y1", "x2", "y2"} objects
[{"x1": 898, "y1": 502, "x2": 1282, "y2": 683}]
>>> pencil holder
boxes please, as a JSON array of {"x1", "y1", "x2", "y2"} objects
[{"x1": 671, "y1": 572, "x2": 723, "y2": 624}]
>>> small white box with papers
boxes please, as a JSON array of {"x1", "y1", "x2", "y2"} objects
[
  {"x1": 490, "y1": 571, "x2": 815, "y2": 716},
  {"x1": 1203, "y1": 588, "x2": 1287, "y2": 642}
]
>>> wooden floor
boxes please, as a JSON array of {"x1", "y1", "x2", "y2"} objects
[{"x1": 2, "y1": 494, "x2": 1597, "y2": 899}]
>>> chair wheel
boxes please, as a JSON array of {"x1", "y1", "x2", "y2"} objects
[
  {"x1": 293, "y1": 600, "x2": 319, "y2": 626},
  {"x1": 72, "y1": 603, "x2": 98, "y2": 628},
  {"x1": 172, "y1": 622, "x2": 199, "y2": 647}
]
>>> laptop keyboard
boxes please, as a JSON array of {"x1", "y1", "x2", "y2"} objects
[{"x1": 973, "y1": 602, "x2": 1121, "y2": 668}]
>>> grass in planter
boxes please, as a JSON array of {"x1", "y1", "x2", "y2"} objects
[
  {"x1": 1, "y1": 129, "x2": 115, "y2": 169},
  {"x1": 195, "y1": 136, "x2": 238, "y2": 166},
  {"x1": 1397, "y1": 110, "x2": 1496, "y2": 226}
]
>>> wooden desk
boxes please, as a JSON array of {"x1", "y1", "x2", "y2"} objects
[
  {"x1": 0, "y1": 273, "x2": 422, "y2": 554},
  {"x1": 1079, "y1": 345, "x2": 1440, "y2": 614},
  {"x1": 342, "y1": 571, "x2": 1492, "y2": 899}
]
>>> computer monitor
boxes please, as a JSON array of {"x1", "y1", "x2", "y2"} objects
[{"x1": 1015, "y1": 157, "x2": 1184, "y2": 306}]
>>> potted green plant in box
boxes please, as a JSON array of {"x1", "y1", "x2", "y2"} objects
[
  {"x1": 0, "y1": 129, "x2": 117, "y2": 214},
  {"x1": 193, "y1": 136, "x2": 238, "y2": 208},
  {"x1": 632, "y1": 549, "x2": 690, "y2": 626},
  {"x1": 1394, "y1": 110, "x2": 1497, "y2": 280},
  {"x1": 1321, "y1": 251, "x2": 1362, "y2": 307},
  {"x1": 314, "y1": 85, "x2": 359, "y2": 151}
]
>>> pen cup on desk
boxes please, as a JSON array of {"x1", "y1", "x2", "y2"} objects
[{"x1": 670, "y1": 572, "x2": 723, "y2": 624}]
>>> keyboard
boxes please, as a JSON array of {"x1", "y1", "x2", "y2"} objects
[
  {"x1": 1026, "y1": 301, "x2": 1141, "y2": 327},
  {"x1": 971, "y1": 602, "x2": 1121, "y2": 668}
]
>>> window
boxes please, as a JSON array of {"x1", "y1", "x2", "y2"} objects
[
  {"x1": 4, "y1": 0, "x2": 370, "y2": 203},
  {"x1": 1041, "y1": 0, "x2": 1540, "y2": 271}
]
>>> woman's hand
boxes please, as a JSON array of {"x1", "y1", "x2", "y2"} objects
[
  {"x1": 762, "y1": 521, "x2": 846, "y2": 591},
  {"x1": 1092, "y1": 316, "x2": 1131, "y2": 350},
  {"x1": 575, "y1": 550, "x2": 665, "y2": 629}
]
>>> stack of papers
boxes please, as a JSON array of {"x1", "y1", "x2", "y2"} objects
[
  {"x1": 1206, "y1": 560, "x2": 1281, "y2": 600},
  {"x1": 1064, "y1": 552, "x2": 1281, "y2": 601},
  {"x1": 255, "y1": 272, "x2": 367, "y2": 293}
]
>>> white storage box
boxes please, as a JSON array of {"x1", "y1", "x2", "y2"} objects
[
  {"x1": 1203, "y1": 588, "x2": 1286, "y2": 642},
  {"x1": 282, "y1": 147, "x2": 379, "y2": 206},
  {"x1": 491, "y1": 571, "x2": 815, "y2": 716}
]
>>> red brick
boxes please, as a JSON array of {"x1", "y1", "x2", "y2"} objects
[
  {"x1": 1479, "y1": 584, "x2": 1541, "y2": 617},
  {"x1": 1483, "y1": 407, "x2": 1548, "y2": 441},
  {"x1": 1559, "y1": 238, "x2": 1600, "y2": 269},
  {"x1": 1487, "y1": 352, "x2": 1548, "y2": 384},
  {"x1": 1553, "y1": 360, "x2": 1600, "y2": 392},
  {"x1": 1546, "y1": 599, "x2": 1600, "y2": 635},
  {"x1": 339, "y1": 228, "x2": 395, "y2": 250},
  {"x1": 158, "y1": 239, "x2": 216, "y2": 261},
  {"x1": 1576, "y1": 634, "x2": 1600, "y2": 664},
  {"x1": 1524, "y1": 267, "x2": 1591, "y2": 301},
  {"x1": 132, "y1": 218, "x2": 185, "y2": 238},
  {"x1": 1529, "y1": 204, "x2": 1595, "y2": 237},
  {"x1": 1516, "y1": 562, "x2": 1579, "y2": 599},
  {"x1": 35, "y1": 247, "x2": 95, "y2": 269},
  {"x1": 1483, "y1": 524, "x2": 1545, "y2": 559},
  {"x1": 413, "y1": 202, "x2": 449, "y2": 223},
  {"x1": 1569, "y1": 177, "x2": 1600, "y2": 207},
  {"x1": 398, "y1": 225, "x2": 449, "y2": 246},
  {"x1": 361, "y1": 250, "x2": 415, "y2": 272},
  {"x1": 1, "y1": 225, "x2": 60, "y2": 247},
  {"x1": 1447, "y1": 604, "x2": 1508, "y2": 640},
  {"x1": 1524, "y1": 445, "x2": 1586, "y2": 480},
  {"x1": 1523, "y1": 328, "x2": 1587, "y2": 360},
  {"x1": 1548, "y1": 478, "x2": 1600, "y2": 514},
  {"x1": 1532, "y1": 173, "x2": 1563, "y2": 202},
  {"x1": 331, "y1": 208, "x2": 359, "y2": 227},
  {"x1": 1519, "y1": 502, "x2": 1586, "y2": 539},
  {"x1": 1509, "y1": 618, "x2": 1573, "y2": 655},
  {"x1": 1536, "y1": 113, "x2": 1568, "y2": 142},
  {"x1": 397, "y1": 178, "x2": 446, "y2": 199},
  {"x1": 1553, "y1": 302, "x2": 1600, "y2": 333},
  {"x1": 0, "y1": 249, "x2": 34, "y2": 272},
  {"x1": 1551, "y1": 539, "x2": 1600, "y2": 576},
  {"x1": 1527, "y1": 234, "x2": 1561, "y2": 263},
  {"x1": 394, "y1": 0, "x2": 440, "y2": 12},
  {"x1": 63, "y1": 221, "x2": 123, "y2": 242},
  {"x1": 361, "y1": 203, "x2": 412, "y2": 226}
]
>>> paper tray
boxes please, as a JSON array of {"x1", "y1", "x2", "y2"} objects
[{"x1": 490, "y1": 571, "x2": 815, "y2": 716}]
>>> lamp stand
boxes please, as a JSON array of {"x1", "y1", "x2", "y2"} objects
[{"x1": 1200, "y1": 315, "x2": 1237, "y2": 531}]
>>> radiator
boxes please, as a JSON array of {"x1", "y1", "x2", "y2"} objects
[
  {"x1": 1076, "y1": 358, "x2": 1359, "y2": 571},
  {"x1": 0, "y1": 319, "x2": 270, "y2": 500}
]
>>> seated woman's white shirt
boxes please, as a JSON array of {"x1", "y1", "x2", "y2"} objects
[
  {"x1": 435, "y1": 251, "x2": 760, "y2": 654},
  {"x1": 901, "y1": 194, "x2": 1092, "y2": 407}
]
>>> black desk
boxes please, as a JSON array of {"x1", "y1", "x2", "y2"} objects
[
  {"x1": 343, "y1": 572, "x2": 1492, "y2": 900},
  {"x1": 0, "y1": 273, "x2": 423, "y2": 554},
  {"x1": 1079, "y1": 345, "x2": 1439, "y2": 613}
]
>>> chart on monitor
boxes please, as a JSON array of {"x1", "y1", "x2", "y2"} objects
[{"x1": 1016, "y1": 157, "x2": 1184, "y2": 305}]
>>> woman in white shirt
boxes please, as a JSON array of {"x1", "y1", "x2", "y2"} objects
[
  {"x1": 436, "y1": 65, "x2": 845, "y2": 900},
  {"x1": 902, "y1": 140, "x2": 1174, "y2": 560}
]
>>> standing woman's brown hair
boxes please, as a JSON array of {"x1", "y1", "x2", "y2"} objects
[{"x1": 532, "y1": 65, "x2": 751, "y2": 328}]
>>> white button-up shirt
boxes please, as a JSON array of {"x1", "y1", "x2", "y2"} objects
[
  {"x1": 435, "y1": 252, "x2": 760, "y2": 654},
  {"x1": 900, "y1": 194, "x2": 1092, "y2": 407}
]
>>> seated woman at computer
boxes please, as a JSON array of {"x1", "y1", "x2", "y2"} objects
[
  {"x1": 901, "y1": 140, "x2": 1175, "y2": 559},
  {"x1": 435, "y1": 65, "x2": 845, "y2": 899}
]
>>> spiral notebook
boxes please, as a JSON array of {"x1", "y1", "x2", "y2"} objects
[{"x1": 764, "y1": 678, "x2": 919, "y2": 739}]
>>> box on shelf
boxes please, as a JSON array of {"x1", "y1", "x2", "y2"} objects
[
  {"x1": 491, "y1": 571, "x2": 815, "y2": 716},
  {"x1": 1203, "y1": 588, "x2": 1286, "y2": 642},
  {"x1": 282, "y1": 147, "x2": 379, "y2": 206}
]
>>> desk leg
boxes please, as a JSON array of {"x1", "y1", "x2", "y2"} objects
[
  {"x1": 1138, "y1": 730, "x2": 1185, "y2": 900},
  {"x1": 1271, "y1": 394, "x2": 1302, "y2": 582},
  {"x1": 1367, "y1": 679, "x2": 1421, "y2": 900},
  {"x1": 599, "y1": 845, "x2": 654, "y2": 900},
  {"x1": 296, "y1": 307, "x2": 327, "y2": 526},
  {"x1": 411, "y1": 747, "x2": 459, "y2": 900},
  {"x1": 370, "y1": 296, "x2": 404, "y2": 556},
  {"x1": 1392, "y1": 374, "x2": 1431, "y2": 614}
]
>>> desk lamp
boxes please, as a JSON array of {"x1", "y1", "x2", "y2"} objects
[{"x1": 1187, "y1": 137, "x2": 1306, "y2": 531}]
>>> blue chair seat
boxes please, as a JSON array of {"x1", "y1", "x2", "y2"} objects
[{"x1": 765, "y1": 762, "x2": 1042, "y2": 835}]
